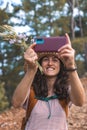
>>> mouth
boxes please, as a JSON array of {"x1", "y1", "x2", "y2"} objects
[{"x1": 46, "y1": 67, "x2": 55, "y2": 71}]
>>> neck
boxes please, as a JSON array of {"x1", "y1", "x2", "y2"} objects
[{"x1": 46, "y1": 76, "x2": 57, "y2": 96}]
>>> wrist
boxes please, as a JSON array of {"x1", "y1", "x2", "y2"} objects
[
  {"x1": 26, "y1": 67, "x2": 37, "y2": 76},
  {"x1": 64, "y1": 66, "x2": 77, "y2": 72}
]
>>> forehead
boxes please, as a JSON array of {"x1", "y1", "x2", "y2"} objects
[{"x1": 42, "y1": 54, "x2": 58, "y2": 59}]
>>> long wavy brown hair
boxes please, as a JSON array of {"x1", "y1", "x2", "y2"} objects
[{"x1": 32, "y1": 58, "x2": 69, "y2": 100}]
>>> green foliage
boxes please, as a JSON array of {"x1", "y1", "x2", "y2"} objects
[
  {"x1": 0, "y1": 9, "x2": 9, "y2": 24},
  {"x1": 0, "y1": 41, "x2": 24, "y2": 106},
  {"x1": 76, "y1": 60, "x2": 85, "y2": 77},
  {"x1": 74, "y1": 0, "x2": 87, "y2": 36},
  {"x1": 0, "y1": 0, "x2": 87, "y2": 111},
  {"x1": 0, "y1": 1, "x2": 10, "y2": 25},
  {"x1": 72, "y1": 35, "x2": 86, "y2": 75},
  {"x1": 72, "y1": 37, "x2": 87, "y2": 75},
  {"x1": 72, "y1": 37, "x2": 87, "y2": 56},
  {"x1": 22, "y1": 0, "x2": 67, "y2": 36},
  {"x1": 0, "y1": 81, "x2": 9, "y2": 112}
]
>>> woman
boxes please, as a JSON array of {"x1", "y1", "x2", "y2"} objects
[{"x1": 12, "y1": 33, "x2": 85, "y2": 130}]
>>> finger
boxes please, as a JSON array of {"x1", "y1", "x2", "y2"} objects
[
  {"x1": 24, "y1": 51, "x2": 38, "y2": 61},
  {"x1": 24, "y1": 52, "x2": 30, "y2": 61},
  {"x1": 26, "y1": 44, "x2": 37, "y2": 56},
  {"x1": 65, "y1": 33, "x2": 71, "y2": 46},
  {"x1": 59, "y1": 50, "x2": 72, "y2": 56},
  {"x1": 60, "y1": 53, "x2": 72, "y2": 58},
  {"x1": 29, "y1": 42, "x2": 36, "y2": 49},
  {"x1": 58, "y1": 44, "x2": 71, "y2": 52}
]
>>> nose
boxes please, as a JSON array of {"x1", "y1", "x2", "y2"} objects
[{"x1": 48, "y1": 58, "x2": 53, "y2": 65}]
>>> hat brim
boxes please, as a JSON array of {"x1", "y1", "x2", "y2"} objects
[{"x1": 37, "y1": 52, "x2": 58, "y2": 60}]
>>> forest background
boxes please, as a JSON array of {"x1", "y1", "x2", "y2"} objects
[{"x1": 0, "y1": 0, "x2": 87, "y2": 113}]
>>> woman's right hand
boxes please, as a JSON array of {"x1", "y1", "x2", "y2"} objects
[{"x1": 24, "y1": 43, "x2": 38, "y2": 71}]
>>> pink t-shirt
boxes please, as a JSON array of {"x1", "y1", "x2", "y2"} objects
[{"x1": 25, "y1": 98, "x2": 68, "y2": 130}]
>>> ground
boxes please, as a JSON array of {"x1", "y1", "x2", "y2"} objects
[{"x1": 0, "y1": 77, "x2": 87, "y2": 130}]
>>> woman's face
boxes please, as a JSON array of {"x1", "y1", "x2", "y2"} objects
[{"x1": 41, "y1": 55, "x2": 60, "y2": 77}]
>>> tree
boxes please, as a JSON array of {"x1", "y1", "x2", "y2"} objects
[
  {"x1": 79, "y1": 0, "x2": 87, "y2": 36},
  {"x1": 67, "y1": 0, "x2": 75, "y2": 39},
  {"x1": 0, "y1": 81, "x2": 9, "y2": 112},
  {"x1": 0, "y1": 1, "x2": 25, "y2": 108},
  {"x1": 22, "y1": 0, "x2": 67, "y2": 36},
  {"x1": 0, "y1": 0, "x2": 87, "y2": 111},
  {"x1": 76, "y1": 0, "x2": 83, "y2": 37},
  {"x1": 0, "y1": 40, "x2": 24, "y2": 105}
]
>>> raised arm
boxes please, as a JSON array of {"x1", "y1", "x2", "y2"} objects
[
  {"x1": 58, "y1": 33, "x2": 85, "y2": 106},
  {"x1": 12, "y1": 43, "x2": 38, "y2": 107}
]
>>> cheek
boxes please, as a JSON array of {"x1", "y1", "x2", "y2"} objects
[
  {"x1": 41, "y1": 64, "x2": 46, "y2": 72},
  {"x1": 41, "y1": 62, "x2": 48, "y2": 73},
  {"x1": 56, "y1": 63, "x2": 60, "y2": 73},
  {"x1": 41, "y1": 62, "x2": 46, "y2": 68}
]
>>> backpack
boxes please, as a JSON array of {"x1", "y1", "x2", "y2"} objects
[{"x1": 21, "y1": 89, "x2": 68, "y2": 130}]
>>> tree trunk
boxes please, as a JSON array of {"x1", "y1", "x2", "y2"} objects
[
  {"x1": 76, "y1": 0, "x2": 83, "y2": 37},
  {"x1": 84, "y1": 43, "x2": 87, "y2": 70},
  {"x1": 67, "y1": 0, "x2": 75, "y2": 39}
]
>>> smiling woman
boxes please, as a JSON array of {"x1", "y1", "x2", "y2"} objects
[
  {"x1": 12, "y1": 34, "x2": 85, "y2": 130},
  {"x1": 41, "y1": 55, "x2": 60, "y2": 77}
]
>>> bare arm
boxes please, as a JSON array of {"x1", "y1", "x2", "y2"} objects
[
  {"x1": 12, "y1": 43, "x2": 38, "y2": 107},
  {"x1": 58, "y1": 33, "x2": 85, "y2": 106},
  {"x1": 68, "y1": 71, "x2": 85, "y2": 106},
  {"x1": 12, "y1": 68, "x2": 37, "y2": 107}
]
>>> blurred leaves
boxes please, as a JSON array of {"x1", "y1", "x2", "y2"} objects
[
  {"x1": 0, "y1": 0, "x2": 87, "y2": 112},
  {"x1": 0, "y1": 81, "x2": 9, "y2": 112}
]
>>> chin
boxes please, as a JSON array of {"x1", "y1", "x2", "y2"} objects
[{"x1": 45, "y1": 74, "x2": 58, "y2": 77}]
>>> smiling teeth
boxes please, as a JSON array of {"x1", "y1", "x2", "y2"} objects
[{"x1": 47, "y1": 68, "x2": 54, "y2": 70}]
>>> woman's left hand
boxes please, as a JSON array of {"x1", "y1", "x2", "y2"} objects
[{"x1": 58, "y1": 33, "x2": 76, "y2": 69}]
